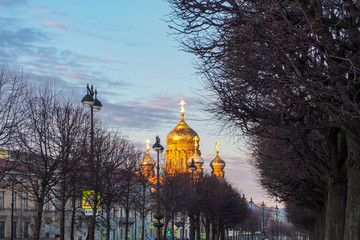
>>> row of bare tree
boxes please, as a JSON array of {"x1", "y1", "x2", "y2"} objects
[
  {"x1": 167, "y1": 0, "x2": 360, "y2": 239},
  {"x1": 0, "y1": 65, "x2": 144, "y2": 240},
  {"x1": 156, "y1": 171, "x2": 248, "y2": 240}
]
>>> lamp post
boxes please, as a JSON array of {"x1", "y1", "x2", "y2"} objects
[
  {"x1": 275, "y1": 205, "x2": 279, "y2": 240},
  {"x1": 261, "y1": 202, "x2": 265, "y2": 239},
  {"x1": 152, "y1": 136, "x2": 164, "y2": 240},
  {"x1": 81, "y1": 84, "x2": 102, "y2": 240},
  {"x1": 249, "y1": 198, "x2": 254, "y2": 240},
  {"x1": 9, "y1": 176, "x2": 17, "y2": 240},
  {"x1": 188, "y1": 160, "x2": 197, "y2": 240}
]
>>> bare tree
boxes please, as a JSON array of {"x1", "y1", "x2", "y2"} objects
[
  {"x1": 168, "y1": 1, "x2": 360, "y2": 239},
  {"x1": 14, "y1": 84, "x2": 66, "y2": 240},
  {"x1": 0, "y1": 65, "x2": 28, "y2": 181}
]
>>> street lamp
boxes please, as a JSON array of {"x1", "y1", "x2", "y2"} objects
[
  {"x1": 81, "y1": 84, "x2": 102, "y2": 240},
  {"x1": 9, "y1": 176, "x2": 17, "y2": 240},
  {"x1": 152, "y1": 136, "x2": 164, "y2": 240}
]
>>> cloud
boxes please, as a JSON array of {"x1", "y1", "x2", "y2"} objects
[
  {"x1": 38, "y1": 20, "x2": 69, "y2": 31},
  {"x1": 0, "y1": 0, "x2": 27, "y2": 7}
]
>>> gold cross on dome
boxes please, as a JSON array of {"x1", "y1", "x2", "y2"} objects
[
  {"x1": 179, "y1": 100, "x2": 186, "y2": 113},
  {"x1": 194, "y1": 136, "x2": 198, "y2": 147},
  {"x1": 216, "y1": 141, "x2": 220, "y2": 153},
  {"x1": 146, "y1": 139, "x2": 150, "y2": 150}
]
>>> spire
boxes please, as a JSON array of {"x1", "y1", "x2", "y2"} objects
[{"x1": 140, "y1": 139, "x2": 156, "y2": 178}]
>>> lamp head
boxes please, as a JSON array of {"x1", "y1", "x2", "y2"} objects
[{"x1": 152, "y1": 136, "x2": 164, "y2": 154}]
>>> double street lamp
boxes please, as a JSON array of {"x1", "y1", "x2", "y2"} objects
[
  {"x1": 81, "y1": 84, "x2": 102, "y2": 240},
  {"x1": 152, "y1": 136, "x2": 164, "y2": 240}
]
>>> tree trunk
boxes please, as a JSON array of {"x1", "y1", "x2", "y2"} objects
[
  {"x1": 106, "y1": 207, "x2": 111, "y2": 240},
  {"x1": 60, "y1": 175, "x2": 66, "y2": 240},
  {"x1": 195, "y1": 214, "x2": 200, "y2": 240},
  {"x1": 344, "y1": 137, "x2": 360, "y2": 240},
  {"x1": 142, "y1": 216, "x2": 145, "y2": 240},
  {"x1": 172, "y1": 214, "x2": 175, "y2": 240},
  {"x1": 164, "y1": 214, "x2": 170, "y2": 240},
  {"x1": 34, "y1": 197, "x2": 44, "y2": 240},
  {"x1": 125, "y1": 209, "x2": 129, "y2": 240},
  {"x1": 189, "y1": 212, "x2": 195, "y2": 240},
  {"x1": 70, "y1": 194, "x2": 76, "y2": 240},
  {"x1": 325, "y1": 179, "x2": 346, "y2": 240},
  {"x1": 204, "y1": 217, "x2": 210, "y2": 240},
  {"x1": 313, "y1": 208, "x2": 326, "y2": 240}
]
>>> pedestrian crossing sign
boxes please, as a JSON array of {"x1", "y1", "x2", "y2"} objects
[{"x1": 83, "y1": 190, "x2": 100, "y2": 209}]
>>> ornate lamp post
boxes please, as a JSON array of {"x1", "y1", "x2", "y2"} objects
[
  {"x1": 81, "y1": 84, "x2": 102, "y2": 240},
  {"x1": 152, "y1": 136, "x2": 164, "y2": 240}
]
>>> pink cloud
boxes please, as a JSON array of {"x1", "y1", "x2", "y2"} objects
[{"x1": 39, "y1": 19, "x2": 69, "y2": 31}]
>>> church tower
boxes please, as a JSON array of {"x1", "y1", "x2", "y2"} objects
[
  {"x1": 140, "y1": 139, "x2": 156, "y2": 178},
  {"x1": 210, "y1": 142, "x2": 226, "y2": 178},
  {"x1": 165, "y1": 100, "x2": 202, "y2": 173}
]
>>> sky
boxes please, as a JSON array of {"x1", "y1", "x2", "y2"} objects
[{"x1": 0, "y1": 0, "x2": 278, "y2": 207}]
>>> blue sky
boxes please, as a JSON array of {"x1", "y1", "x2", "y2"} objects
[{"x1": 0, "y1": 0, "x2": 276, "y2": 206}]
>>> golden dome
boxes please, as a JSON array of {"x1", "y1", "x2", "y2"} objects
[
  {"x1": 141, "y1": 140, "x2": 156, "y2": 170},
  {"x1": 210, "y1": 142, "x2": 226, "y2": 173},
  {"x1": 166, "y1": 113, "x2": 199, "y2": 146},
  {"x1": 210, "y1": 154, "x2": 226, "y2": 170},
  {"x1": 140, "y1": 151, "x2": 156, "y2": 168}
]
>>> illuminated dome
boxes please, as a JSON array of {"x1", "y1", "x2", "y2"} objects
[
  {"x1": 140, "y1": 140, "x2": 156, "y2": 177},
  {"x1": 210, "y1": 142, "x2": 226, "y2": 178},
  {"x1": 140, "y1": 152, "x2": 156, "y2": 168},
  {"x1": 165, "y1": 100, "x2": 201, "y2": 172},
  {"x1": 210, "y1": 154, "x2": 226, "y2": 170},
  {"x1": 166, "y1": 113, "x2": 199, "y2": 146}
]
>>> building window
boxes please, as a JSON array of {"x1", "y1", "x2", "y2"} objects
[
  {"x1": 24, "y1": 193, "x2": 29, "y2": 210},
  {"x1": 24, "y1": 222, "x2": 29, "y2": 238},
  {"x1": 12, "y1": 222, "x2": 17, "y2": 239},
  {"x1": 0, "y1": 191, "x2": 4, "y2": 208},
  {"x1": 13, "y1": 192, "x2": 17, "y2": 209},
  {"x1": 0, "y1": 221, "x2": 4, "y2": 238}
]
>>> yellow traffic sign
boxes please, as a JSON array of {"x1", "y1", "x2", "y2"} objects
[{"x1": 83, "y1": 190, "x2": 100, "y2": 209}]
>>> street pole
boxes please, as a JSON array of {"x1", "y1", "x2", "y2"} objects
[
  {"x1": 11, "y1": 182, "x2": 14, "y2": 240},
  {"x1": 81, "y1": 84, "x2": 102, "y2": 240},
  {"x1": 152, "y1": 136, "x2": 164, "y2": 240}
]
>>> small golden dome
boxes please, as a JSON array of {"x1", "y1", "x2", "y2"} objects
[
  {"x1": 166, "y1": 113, "x2": 199, "y2": 146},
  {"x1": 141, "y1": 139, "x2": 156, "y2": 169},
  {"x1": 210, "y1": 142, "x2": 226, "y2": 170},
  {"x1": 140, "y1": 152, "x2": 156, "y2": 168},
  {"x1": 210, "y1": 154, "x2": 226, "y2": 170}
]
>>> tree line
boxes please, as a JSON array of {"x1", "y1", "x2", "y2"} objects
[{"x1": 167, "y1": 0, "x2": 360, "y2": 240}]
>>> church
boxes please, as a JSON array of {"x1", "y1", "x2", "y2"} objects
[
  {"x1": 140, "y1": 100, "x2": 227, "y2": 240},
  {"x1": 141, "y1": 100, "x2": 226, "y2": 178}
]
